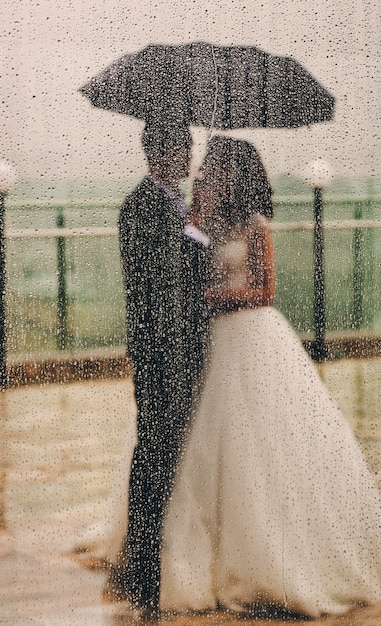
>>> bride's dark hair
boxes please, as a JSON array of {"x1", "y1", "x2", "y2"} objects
[{"x1": 202, "y1": 135, "x2": 273, "y2": 223}]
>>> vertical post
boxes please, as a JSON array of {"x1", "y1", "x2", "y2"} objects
[
  {"x1": 353, "y1": 202, "x2": 364, "y2": 330},
  {"x1": 56, "y1": 209, "x2": 68, "y2": 351},
  {"x1": 304, "y1": 160, "x2": 332, "y2": 362},
  {"x1": 311, "y1": 187, "x2": 329, "y2": 362},
  {"x1": 365, "y1": 179, "x2": 375, "y2": 328},
  {"x1": 0, "y1": 193, "x2": 6, "y2": 389}
]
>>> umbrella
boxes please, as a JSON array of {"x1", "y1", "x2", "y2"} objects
[{"x1": 80, "y1": 42, "x2": 334, "y2": 129}]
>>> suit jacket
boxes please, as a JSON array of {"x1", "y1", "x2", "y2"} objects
[{"x1": 119, "y1": 176, "x2": 209, "y2": 432}]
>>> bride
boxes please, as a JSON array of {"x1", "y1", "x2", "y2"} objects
[
  {"x1": 80, "y1": 136, "x2": 381, "y2": 619},
  {"x1": 158, "y1": 136, "x2": 381, "y2": 618}
]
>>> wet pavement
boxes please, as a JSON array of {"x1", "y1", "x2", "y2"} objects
[{"x1": 1, "y1": 358, "x2": 381, "y2": 625}]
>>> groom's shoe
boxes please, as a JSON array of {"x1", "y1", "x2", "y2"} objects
[
  {"x1": 140, "y1": 606, "x2": 160, "y2": 622},
  {"x1": 138, "y1": 593, "x2": 160, "y2": 622},
  {"x1": 103, "y1": 565, "x2": 131, "y2": 603}
]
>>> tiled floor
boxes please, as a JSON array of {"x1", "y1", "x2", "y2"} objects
[{"x1": 1, "y1": 357, "x2": 381, "y2": 625}]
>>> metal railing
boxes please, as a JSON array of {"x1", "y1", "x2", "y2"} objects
[{"x1": 1, "y1": 200, "x2": 381, "y2": 388}]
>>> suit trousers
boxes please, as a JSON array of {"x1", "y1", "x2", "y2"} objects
[{"x1": 107, "y1": 354, "x2": 195, "y2": 611}]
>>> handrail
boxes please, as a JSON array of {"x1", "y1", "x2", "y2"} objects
[
  {"x1": 5, "y1": 195, "x2": 381, "y2": 211},
  {"x1": 5, "y1": 226, "x2": 119, "y2": 240},
  {"x1": 5, "y1": 219, "x2": 381, "y2": 240},
  {"x1": 270, "y1": 219, "x2": 381, "y2": 231}
]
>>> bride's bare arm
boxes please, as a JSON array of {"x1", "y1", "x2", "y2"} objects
[
  {"x1": 206, "y1": 214, "x2": 275, "y2": 312},
  {"x1": 247, "y1": 213, "x2": 276, "y2": 306}
]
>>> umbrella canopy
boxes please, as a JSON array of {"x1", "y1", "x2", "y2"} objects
[{"x1": 80, "y1": 42, "x2": 334, "y2": 129}]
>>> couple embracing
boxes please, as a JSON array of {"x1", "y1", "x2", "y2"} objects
[{"x1": 102, "y1": 123, "x2": 381, "y2": 621}]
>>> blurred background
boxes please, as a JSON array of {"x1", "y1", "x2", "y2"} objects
[{"x1": 1, "y1": 0, "x2": 381, "y2": 360}]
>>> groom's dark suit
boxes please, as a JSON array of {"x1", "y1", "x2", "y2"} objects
[{"x1": 109, "y1": 176, "x2": 209, "y2": 611}]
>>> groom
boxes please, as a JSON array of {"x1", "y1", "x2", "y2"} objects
[{"x1": 106, "y1": 120, "x2": 209, "y2": 619}]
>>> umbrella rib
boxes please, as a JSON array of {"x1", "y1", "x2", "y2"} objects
[{"x1": 208, "y1": 44, "x2": 219, "y2": 138}]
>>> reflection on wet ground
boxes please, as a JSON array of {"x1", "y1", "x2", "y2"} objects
[{"x1": 1, "y1": 358, "x2": 381, "y2": 625}]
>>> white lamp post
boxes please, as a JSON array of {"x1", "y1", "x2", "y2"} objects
[
  {"x1": 303, "y1": 159, "x2": 333, "y2": 362},
  {"x1": 303, "y1": 159, "x2": 333, "y2": 191},
  {"x1": 0, "y1": 161, "x2": 18, "y2": 197},
  {"x1": 0, "y1": 160, "x2": 17, "y2": 389},
  {"x1": 0, "y1": 160, "x2": 17, "y2": 538}
]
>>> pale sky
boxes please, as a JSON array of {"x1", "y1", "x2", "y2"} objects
[{"x1": 2, "y1": 0, "x2": 381, "y2": 183}]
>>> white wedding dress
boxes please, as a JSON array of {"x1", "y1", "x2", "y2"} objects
[
  {"x1": 159, "y1": 236, "x2": 381, "y2": 617},
  {"x1": 79, "y1": 234, "x2": 381, "y2": 618}
]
